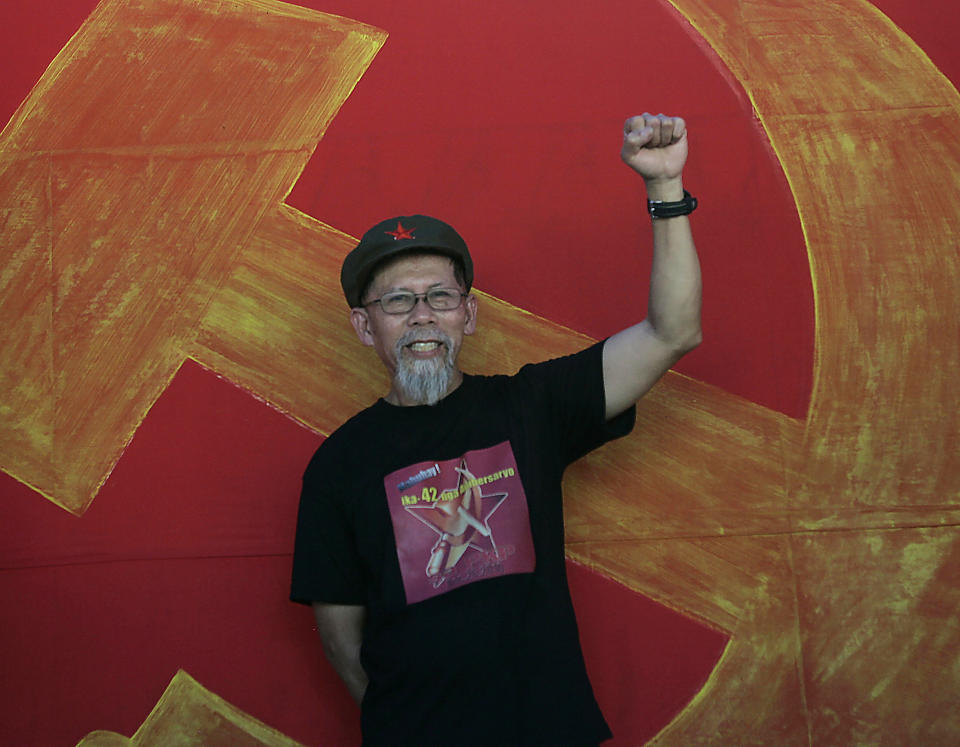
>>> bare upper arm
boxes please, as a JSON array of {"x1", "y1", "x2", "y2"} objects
[
  {"x1": 602, "y1": 321, "x2": 696, "y2": 419},
  {"x1": 312, "y1": 602, "x2": 365, "y2": 653}
]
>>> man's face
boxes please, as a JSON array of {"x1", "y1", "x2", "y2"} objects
[{"x1": 349, "y1": 253, "x2": 477, "y2": 405}]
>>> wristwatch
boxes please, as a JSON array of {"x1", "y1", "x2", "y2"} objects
[{"x1": 647, "y1": 190, "x2": 698, "y2": 219}]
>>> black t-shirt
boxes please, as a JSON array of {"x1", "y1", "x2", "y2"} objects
[{"x1": 291, "y1": 341, "x2": 634, "y2": 745}]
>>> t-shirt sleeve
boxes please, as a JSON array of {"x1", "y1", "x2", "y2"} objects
[
  {"x1": 289, "y1": 449, "x2": 367, "y2": 606},
  {"x1": 515, "y1": 339, "x2": 635, "y2": 465}
]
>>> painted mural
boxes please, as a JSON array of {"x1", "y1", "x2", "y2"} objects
[{"x1": 1, "y1": 0, "x2": 958, "y2": 744}]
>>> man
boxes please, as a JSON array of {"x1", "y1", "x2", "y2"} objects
[{"x1": 291, "y1": 113, "x2": 701, "y2": 745}]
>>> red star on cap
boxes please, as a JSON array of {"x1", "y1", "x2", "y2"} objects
[{"x1": 385, "y1": 220, "x2": 415, "y2": 240}]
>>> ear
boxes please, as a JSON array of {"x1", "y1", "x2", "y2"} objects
[
  {"x1": 463, "y1": 293, "x2": 478, "y2": 336},
  {"x1": 349, "y1": 307, "x2": 376, "y2": 347}
]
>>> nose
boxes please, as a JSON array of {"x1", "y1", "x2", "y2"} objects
[{"x1": 407, "y1": 294, "x2": 438, "y2": 324}]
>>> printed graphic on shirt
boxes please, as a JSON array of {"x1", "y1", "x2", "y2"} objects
[{"x1": 384, "y1": 441, "x2": 535, "y2": 605}]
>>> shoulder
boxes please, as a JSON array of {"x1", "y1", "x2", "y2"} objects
[
  {"x1": 514, "y1": 340, "x2": 605, "y2": 384},
  {"x1": 303, "y1": 401, "x2": 386, "y2": 480}
]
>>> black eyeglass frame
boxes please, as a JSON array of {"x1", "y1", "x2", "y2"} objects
[{"x1": 363, "y1": 287, "x2": 468, "y2": 315}]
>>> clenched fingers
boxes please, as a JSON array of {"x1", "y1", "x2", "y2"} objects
[{"x1": 623, "y1": 113, "x2": 686, "y2": 149}]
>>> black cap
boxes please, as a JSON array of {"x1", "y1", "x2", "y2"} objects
[{"x1": 340, "y1": 215, "x2": 473, "y2": 308}]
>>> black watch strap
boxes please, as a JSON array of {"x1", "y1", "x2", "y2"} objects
[{"x1": 647, "y1": 189, "x2": 697, "y2": 219}]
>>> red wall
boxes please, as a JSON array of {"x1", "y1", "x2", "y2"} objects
[{"x1": 1, "y1": 0, "x2": 955, "y2": 744}]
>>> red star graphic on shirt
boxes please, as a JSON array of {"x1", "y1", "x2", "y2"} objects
[
  {"x1": 385, "y1": 220, "x2": 415, "y2": 240},
  {"x1": 404, "y1": 459, "x2": 508, "y2": 577}
]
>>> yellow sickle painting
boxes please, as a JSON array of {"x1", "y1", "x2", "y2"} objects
[{"x1": 1, "y1": 0, "x2": 958, "y2": 744}]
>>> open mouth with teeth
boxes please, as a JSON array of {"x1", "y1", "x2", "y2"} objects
[
  {"x1": 405, "y1": 340, "x2": 445, "y2": 357},
  {"x1": 396, "y1": 329, "x2": 454, "y2": 364},
  {"x1": 408, "y1": 341, "x2": 442, "y2": 352}
]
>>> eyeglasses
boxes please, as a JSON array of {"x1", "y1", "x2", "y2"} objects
[{"x1": 364, "y1": 287, "x2": 467, "y2": 315}]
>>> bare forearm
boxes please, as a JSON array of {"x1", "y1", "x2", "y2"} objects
[
  {"x1": 313, "y1": 602, "x2": 368, "y2": 705},
  {"x1": 325, "y1": 645, "x2": 368, "y2": 705},
  {"x1": 646, "y1": 176, "x2": 702, "y2": 354}
]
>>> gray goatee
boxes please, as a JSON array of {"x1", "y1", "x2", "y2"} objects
[{"x1": 393, "y1": 328, "x2": 457, "y2": 406}]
